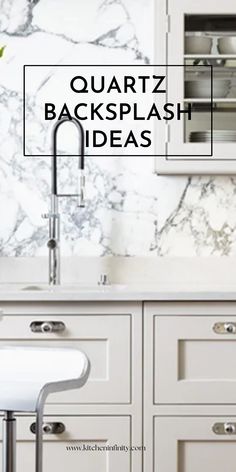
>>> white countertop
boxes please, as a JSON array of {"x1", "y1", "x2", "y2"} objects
[
  {"x1": 1, "y1": 256, "x2": 236, "y2": 301},
  {"x1": 0, "y1": 283, "x2": 236, "y2": 301}
]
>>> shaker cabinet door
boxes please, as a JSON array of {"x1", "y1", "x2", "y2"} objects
[
  {"x1": 0, "y1": 314, "x2": 131, "y2": 404},
  {"x1": 0, "y1": 416, "x2": 131, "y2": 472},
  {"x1": 155, "y1": 315, "x2": 236, "y2": 404},
  {"x1": 155, "y1": 416, "x2": 236, "y2": 472}
]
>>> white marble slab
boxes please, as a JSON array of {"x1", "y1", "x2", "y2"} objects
[{"x1": 0, "y1": 0, "x2": 236, "y2": 259}]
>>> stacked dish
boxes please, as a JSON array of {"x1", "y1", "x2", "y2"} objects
[
  {"x1": 190, "y1": 130, "x2": 236, "y2": 142},
  {"x1": 185, "y1": 80, "x2": 231, "y2": 98}
]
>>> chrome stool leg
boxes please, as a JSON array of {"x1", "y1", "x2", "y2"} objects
[
  {"x1": 2, "y1": 412, "x2": 16, "y2": 472},
  {"x1": 35, "y1": 409, "x2": 43, "y2": 472},
  {"x1": 2, "y1": 410, "x2": 44, "y2": 472}
]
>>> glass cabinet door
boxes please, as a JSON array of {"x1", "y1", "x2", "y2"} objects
[{"x1": 156, "y1": 0, "x2": 236, "y2": 174}]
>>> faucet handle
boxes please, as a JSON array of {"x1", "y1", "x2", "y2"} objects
[{"x1": 41, "y1": 212, "x2": 59, "y2": 219}]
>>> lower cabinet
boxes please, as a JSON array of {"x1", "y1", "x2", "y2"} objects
[
  {"x1": 6, "y1": 300, "x2": 236, "y2": 471},
  {"x1": 144, "y1": 302, "x2": 236, "y2": 472},
  {"x1": 0, "y1": 302, "x2": 142, "y2": 472},
  {"x1": 0, "y1": 416, "x2": 131, "y2": 472},
  {"x1": 155, "y1": 416, "x2": 236, "y2": 472}
]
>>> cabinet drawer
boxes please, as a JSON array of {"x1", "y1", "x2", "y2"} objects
[
  {"x1": 155, "y1": 316, "x2": 236, "y2": 404},
  {"x1": 0, "y1": 416, "x2": 131, "y2": 472},
  {"x1": 155, "y1": 416, "x2": 236, "y2": 472},
  {"x1": 0, "y1": 315, "x2": 131, "y2": 404}
]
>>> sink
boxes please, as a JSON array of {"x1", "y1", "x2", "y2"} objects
[
  {"x1": 20, "y1": 284, "x2": 127, "y2": 292},
  {"x1": 22, "y1": 285, "x2": 46, "y2": 291}
]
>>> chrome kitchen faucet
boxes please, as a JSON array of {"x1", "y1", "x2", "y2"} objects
[{"x1": 42, "y1": 117, "x2": 85, "y2": 285}]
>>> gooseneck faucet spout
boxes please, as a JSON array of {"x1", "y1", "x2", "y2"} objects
[
  {"x1": 51, "y1": 117, "x2": 85, "y2": 198},
  {"x1": 43, "y1": 117, "x2": 85, "y2": 286}
]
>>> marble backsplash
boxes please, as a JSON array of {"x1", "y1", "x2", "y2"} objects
[{"x1": 0, "y1": 0, "x2": 236, "y2": 258}]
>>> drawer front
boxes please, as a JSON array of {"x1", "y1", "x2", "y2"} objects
[
  {"x1": 0, "y1": 315, "x2": 131, "y2": 404},
  {"x1": 155, "y1": 315, "x2": 236, "y2": 404},
  {"x1": 0, "y1": 416, "x2": 131, "y2": 472},
  {"x1": 155, "y1": 416, "x2": 236, "y2": 472}
]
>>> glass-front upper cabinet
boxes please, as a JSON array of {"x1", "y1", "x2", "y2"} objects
[{"x1": 155, "y1": 0, "x2": 236, "y2": 174}]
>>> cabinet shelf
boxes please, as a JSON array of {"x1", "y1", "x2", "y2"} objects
[
  {"x1": 185, "y1": 68, "x2": 236, "y2": 76},
  {"x1": 184, "y1": 54, "x2": 236, "y2": 59},
  {"x1": 184, "y1": 98, "x2": 236, "y2": 103}
]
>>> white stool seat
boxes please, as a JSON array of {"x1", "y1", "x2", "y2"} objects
[
  {"x1": 0, "y1": 346, "x2": 89, "y2": 412},
  {"x1": 0, "y1": 345, "x2": 90, "y2": 472},
  {"x1": 0, "y1": 382, "x2": 51, "y2": 412}
]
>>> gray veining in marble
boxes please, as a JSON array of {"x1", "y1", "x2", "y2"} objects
[{"x1": 0, "y1": 0, "x2": 235, "y2": 258}]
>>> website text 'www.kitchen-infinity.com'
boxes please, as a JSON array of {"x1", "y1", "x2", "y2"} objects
[{"x1": 66, "y1": 443, "x2": 146, "y2": 452}]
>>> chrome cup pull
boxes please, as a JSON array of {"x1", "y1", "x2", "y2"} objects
[
  {"x1": 213, "y1": 423, "x2": 236, "y2": 435},
  {"x1": 30, "y1": 422, "x2": 65, "y2": 435},
  {"x1": 30, "y1": 321, "x2": 66, "y2": 333},
  {"x1": 213, "y1": 322, "x2": 236, "y2": 334}
]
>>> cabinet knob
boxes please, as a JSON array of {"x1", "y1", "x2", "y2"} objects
[
  {"x1": 30, "y1": 422, "x2": 65, "y2": 435},
  {"x1": 213, "y1": 422, "x2": 236, "y2": 435},
  {"x1": 225, "y1": 423, "x2": 236, "y2": 434},
  {"x1": 213, "y1": 322, "x2": 236, "y2": 334},
  {"x1": 225, "y1": 323, "x2": 236, "y2": 334},
  {"x1": 41, "y1": 322, "x2": 53, "y2": 333},
  {"x1": 30, "y1": 321, "x2": 66, "y2": 333}
]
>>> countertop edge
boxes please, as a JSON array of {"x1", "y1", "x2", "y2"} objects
[{"x1": 0, "y1": 291, "x2": 236, "y2": 301}]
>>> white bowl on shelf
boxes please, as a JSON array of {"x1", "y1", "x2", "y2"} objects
[
  {"x1": 185, "y1": 36, "x2": 213, "y2": 55},
  {"x1": 218, "y1": 37, "x2": 236, "y2": 54},
  {"x1": 185, "y1": 80, "x2": 231, "y2": 98}
]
